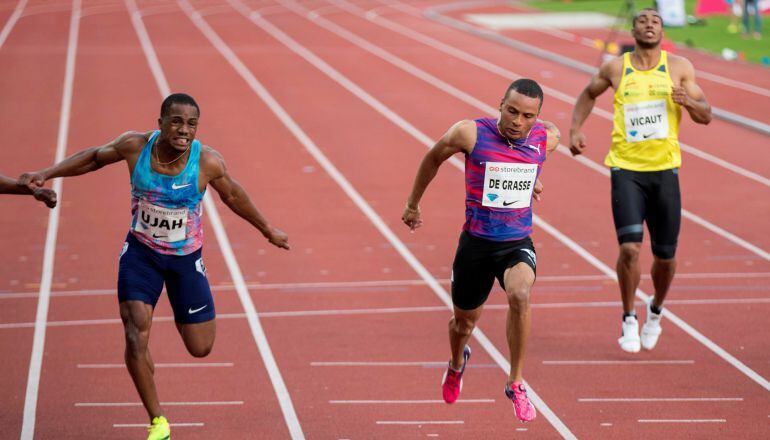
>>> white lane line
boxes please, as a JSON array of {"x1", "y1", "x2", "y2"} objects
[
  {"x1": 77, "y1": 401, "x2": 243, "y2": 407},
  {"x1": 77, "y1": 362, "x2": 234, "y2": 368},
  {"x1": 347, "y1": 0, "x2": 770, "y2": 187},
  {"x1": 3, "y1": 297, "x2": 770, "y2": 329},
  {"x1": 313, "y1": 361, "x2": 445, "y2": 366},
  {"x1": 321, "y1": 0, "x2": 770, "y2": 261},
  {"x1": 114, "y1": 422, "x2": 204, "y2": 428},
  {"x1": 697, "y1": 70, "x2": 770, "y2": 98},
  {"x1": 261, "y1": 305, "x2": 448, "y2": 317},
  {"x1": 638, "y1": 419, "x2": 726, "y2": 423},
  {"x1": 329, "y1": 399, "x2": 494, "y2": 404},
  {"x1": 211, "y1": 2, "x2": 576, "y2": 438},
  {"x1": 543, "y1": 360, "x2": 694, "y2": 365},
  {"x1": 245, "y1": 0, "x2": 770, "y2": 394},
  {"x1": 0, "y1": 0, "x2": 27, "y2": 50},
  {"x1": 4, "y1": 270, "x2": 768, "y2": 299},
  {"x1": 21, "y1": 1, "x2": 80, "y2": 438},
  {"x1": 579, "y1": 397, "x2": 743, "y2": 402},
  {"x1": 127, "y1": 1, "x2": 305, "y2": 438},
  {"x1": 376, "y1": 421, "x2": 464, "y2": 425}
]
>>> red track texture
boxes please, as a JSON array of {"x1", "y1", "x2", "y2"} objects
[{"x1": 1, "y1": 0, "x2": 768, "y2": 438}]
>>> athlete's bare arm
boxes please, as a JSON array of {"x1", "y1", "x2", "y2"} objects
[
  {"x1": 402, "y1": 120, "x2": 476, "y2": 231},
  {"x1": 201, "y1": 147, "x2": 289, "y2": 250},
  {"x1": 570, "y1": 58, "x2": 620, "y2": 156},
  {"x1": 0, "y1": 174, "x2": 57, "y2": 207},
  {"x1": 18, "y1": 132, "x2": 149, "y2": 190},
  {"x1": 670, "y1": 56, "x2": 712, "y2": 125}
]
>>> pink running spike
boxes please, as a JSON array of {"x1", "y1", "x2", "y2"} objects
[
  {"x1": 505, "y1": 382, "x2": 537, "y2": 422},
  {"x1": 441, "y1": 345, "x2": 471, "y2": 404}
]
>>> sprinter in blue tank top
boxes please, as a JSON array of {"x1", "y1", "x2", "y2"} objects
[{"x1": 19, "y1": 94, "x2": 289, "y2": 439}]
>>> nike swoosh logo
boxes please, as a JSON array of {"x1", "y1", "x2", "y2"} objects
[
  {"x1": 152, "y1": 233, "x2": 168, "y2": 239},
  {"x1": 643, "y1": 133, "x2": 654, "y2": 139},
  {"x1": 188, "y1": 305, "x2": 207, "y2": 314},
  {"x1": 171, "y1": 183, "x2": 192, "y2": 190},
  {"x1": 502, "y1": 200, "x2": 518, "y2": 206}
]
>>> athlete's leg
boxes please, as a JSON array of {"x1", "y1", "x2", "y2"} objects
[
  {"x1": 166, "y1": 249, "x2": 217, "y2": 357},
  {"x1": 120, "y1": 300, "x2": 162, "y2": 420},
  {"x1": 617, "y1": 242, "x2": 642, "y2": 313},
  {"x1": 650, "y1": 257, "x2": 676, "y2": 307},
  {"x1": 647, "y1": 168, "x2": 682, "y2": 309},
  {"x1": 448, "y1": 306, "x2": 482, "y2": 370},
  {"x1": 610, "y1": 168, "x2": 646, "y2": 315},
  {"x1": 502, "y1": 262, "x2": 535, "y2": 383},
  {"x1": 117, "y1": 234, "x2": 165, "y2": 421},
  {"x1": 176, "y1": 320, "x2": 216, "y2": 357},
  {"x1": 443, "y1": 232, "x2": 495, "y2": 403}
]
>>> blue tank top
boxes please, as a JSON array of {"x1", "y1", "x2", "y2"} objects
[{"x1": 129, "y1": 131, "x2": 205, "y2": 255}]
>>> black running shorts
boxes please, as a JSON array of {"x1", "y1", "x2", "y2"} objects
[
  {"x1": 451, "y1": 231, "x2": 537, "y2": 311},
  {"x1": 610, "y1": 167, "x2": 681, "y2": 259}
]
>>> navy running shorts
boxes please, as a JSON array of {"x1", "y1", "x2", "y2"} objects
[
  {"x1": 118, "y1": 232, "x2": 215, "y2": 324},
  {"x1": 451, "y1": 231, "x2": 537, "y2": 311}
]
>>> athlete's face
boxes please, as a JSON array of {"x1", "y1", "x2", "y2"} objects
[
  {"x1": 632, "y1": 11, "x2": 663, "y2": 49},
  {"x1": 498, "y1": 91, "x2": 541, "y2": 140},
  {"x1": 158, "y1": 103, "x2": 199, "y2": 151}
]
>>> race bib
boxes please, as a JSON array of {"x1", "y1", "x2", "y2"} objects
[
  {"x1": 134, "y1": 201, "x2": 188, "y2": 243},
  {"x1": 624, "y1": 100, "x2": 668, "y2": 143},
  {"x1": 481, "y1": 162, "x2": 538, "y2": 209}
]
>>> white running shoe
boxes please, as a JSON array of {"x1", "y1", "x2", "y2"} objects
[
  {"x1": 618, "y1": 315, "x2": 641, "y2": 353},
  {"x1": 641, "y1": 301, "x2": 663, "y2": 351}
]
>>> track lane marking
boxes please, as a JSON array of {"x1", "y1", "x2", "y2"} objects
[
  {"x1": 76, "y1": 401, "x2": 243, "y2": 407},
  {"x1": 0, "y1": 0, "x2": 27, "y2": 49},
  {"x1": 21, "y1": 1, "x2": 80, "y2": 438},
  {"x1": 329, "y1": 399, "x2": 495, "y2": 404},
  {"x1": 3, "y1": 297, "x2": 770, "y2": 329},
  {"x1": 77, "y1": 362, "x2": 234, "y2": 368}
]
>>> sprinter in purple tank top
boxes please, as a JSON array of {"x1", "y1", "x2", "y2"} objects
[{"x1": 402, "y1": 79, "x2": 559, "y2": 423}]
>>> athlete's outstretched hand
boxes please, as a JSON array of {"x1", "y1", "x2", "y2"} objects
[
  {"x1": 569, "y1": 131, "x2": 587, "y2": 156},
  {"x1": 33, "y1": 187, "x2": 58, "y2": 208},
  {"x1": 533, "y1": 178, "x2": 543, "y2": 202},
  {"x1": 18, "y1": 171, "x2": 47, "y2": 190},
  {"x1": 402, "y1": 205, "x2": 423, "y2": 232},
  {"x1": 266, "y1": 227, "x2": 290, "y2": 250},
  {"x1": 671, "y1": 86, "x2": 689, "y2": 107}
]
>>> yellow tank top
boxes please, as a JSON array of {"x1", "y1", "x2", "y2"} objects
[{"x1": 606, "y1": 51, "x2": 682, "y2": 171}]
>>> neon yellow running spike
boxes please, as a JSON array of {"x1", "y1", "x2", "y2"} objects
[{"x1": 147, "y1": 416, "x2": 170, "y2": 440}]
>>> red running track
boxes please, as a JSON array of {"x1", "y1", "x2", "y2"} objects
[{"x1": 1, "y1": 0, "x2": 768, "y2": 438}]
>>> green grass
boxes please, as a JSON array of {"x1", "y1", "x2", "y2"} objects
[{"x1": 524, "y1": 0, "x2": 770, "y2": 65}]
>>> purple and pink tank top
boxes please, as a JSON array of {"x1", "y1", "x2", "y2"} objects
[{"x1": 463, "y1": 118, "x2": 547, "y2": 241}]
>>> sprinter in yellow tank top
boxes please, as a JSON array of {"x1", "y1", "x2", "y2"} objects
[{"x1": 569, "y1": 8, "x2": 712, "y2": 353}]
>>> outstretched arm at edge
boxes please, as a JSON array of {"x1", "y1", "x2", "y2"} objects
[{"x1": 18, "y1": 131, "x2": 144, "y2": 189}]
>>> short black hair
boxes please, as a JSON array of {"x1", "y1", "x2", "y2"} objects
[
  {"x1": 632, "y1": 7, "x2": 662, "y2": 26},
  {"x1": 504, "y1": 79, "x2": 543, "y2": 107},
  {"x1": 160, "y1": 93, "x2": 200, "y2": 118}
]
